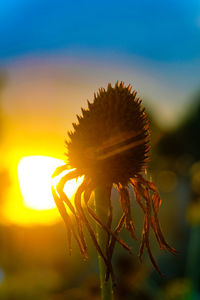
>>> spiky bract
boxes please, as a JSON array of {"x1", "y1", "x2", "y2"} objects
[{"x1": 67, "y1": 82, "x2": 149, "y2": 185}]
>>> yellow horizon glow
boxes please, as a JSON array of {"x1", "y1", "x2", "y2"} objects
[{"x1": 17, "y1": 156, "x2": 82, "y2": 211}]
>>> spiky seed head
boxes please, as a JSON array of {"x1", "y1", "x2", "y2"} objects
[{"x1": 66, "y1": 81, "x2": 150, "y2": 185}]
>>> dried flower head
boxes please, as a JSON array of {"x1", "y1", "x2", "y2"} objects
[{"x1": 52, "y1": 82, "x2": 176, "y2": 280}]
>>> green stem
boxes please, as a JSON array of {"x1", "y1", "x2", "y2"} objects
[{"x1": 95, "y1": 186, "x2": 113, "y2": 300}]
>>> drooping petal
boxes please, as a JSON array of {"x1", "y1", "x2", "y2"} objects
[
  {"x1": 52, "y1": 187, "x2": 87, "y2": 258},
  {"x1": 83, "y1": 186, "x2": 132, "y2": 254},
  {"x1": 51, "y1": 164, "x2": 69, "y2": 178},
  {"x1": 118, "y1": 185, "x2": 137, "y2": 240},
  {"x1": 131, "y1": 175, "x2": 177, "y2": 274}
]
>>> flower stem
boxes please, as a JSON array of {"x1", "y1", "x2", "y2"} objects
[{"x1": 95, "y1": 186, "x2": 113, "y2": 300}]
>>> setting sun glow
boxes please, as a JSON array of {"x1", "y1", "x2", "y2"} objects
[{"x1": 17, "y1": 156, "x2": 82, "y2": 211}]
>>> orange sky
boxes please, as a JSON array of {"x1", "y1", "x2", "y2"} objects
[{"x1": 0, "y1": 55, "x2": 198, "y2": 225}]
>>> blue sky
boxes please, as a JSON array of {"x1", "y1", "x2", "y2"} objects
[
  {"x1": 0, "y1": 0, "x2": 200, "y2": 62},
  {"x1": 1, "y1": 0, "x2": 200, "y2": 130}
]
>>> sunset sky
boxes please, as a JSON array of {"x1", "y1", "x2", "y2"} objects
[
  {"x1": 0, "y1": 0, "x2": 200, "y2": 224},
  {"x1": 0, "y1": 0, "x2": 199, "y2": 124}
]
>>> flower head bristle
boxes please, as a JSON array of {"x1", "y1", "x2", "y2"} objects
[{"x1": 67, "y1": 81, "x2": 150, "y2": 185}]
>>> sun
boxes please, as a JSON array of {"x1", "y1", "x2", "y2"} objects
[{"x1": 17, "y1": 156, "x2": 83, "y2": 211}]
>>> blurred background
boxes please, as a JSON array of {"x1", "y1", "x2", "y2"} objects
[{"x1": 0, "y1": 0, "x2": 200, "y2": 299}]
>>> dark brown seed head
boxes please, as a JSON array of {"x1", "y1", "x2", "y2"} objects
[{"x1": 67, "y1": 81, "x2": 150, "y2": 185}]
